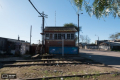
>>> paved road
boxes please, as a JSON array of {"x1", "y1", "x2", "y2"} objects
[{"x1": 80, "y1": 49, "x2": 120, "y2": 68}]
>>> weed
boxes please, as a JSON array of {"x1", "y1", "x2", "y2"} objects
[
  {"x1": 44, "y1": 70, "x2": 48, "y2": 74},
  {"x1": 65, "y1": 77, "x2": 70, "y2": 80},
  {"x1": 55, "y1": 72, "x2": 60, "y2": 76},
  {"x1": 112, "y1": 73, "x2": 118, "y2": 77},
  {"x1": 86, "y1": 75, "x2": 90, "y2": 79},
  {"x1": 92, "y1": 75, "x2": 97, "y2": 79},
  {"x1": 80, "y1": 70, "x2": 84, "y2": 74},
  {"x1": 74, "y1": 77, "x2": 79, "y2": 80},
  {"x1": 72, "y1": 72, "x2": 75, "y2": 75},
  {"x1": 42, "y1": 78, "x2": 45, "y2": 80}
]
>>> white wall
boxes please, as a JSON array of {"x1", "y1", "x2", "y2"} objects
[{"x1": 20, "y1": 44, "x2": 29, "y2": 55}]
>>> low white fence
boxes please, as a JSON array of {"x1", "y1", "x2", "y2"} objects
[
  {"x1": 99, "y1": 46, "x2": 110, "y2": 50},
  {"x1": 85, "y1": 46, "x2": 98, "y2": 49},
  {"x1": 85, "y1": 45, "x2": 110, "y2": 50}
]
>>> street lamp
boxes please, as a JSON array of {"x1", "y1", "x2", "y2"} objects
[
  {"x1": 61, "y1": 34, "x2": 64, "y2": 56},
  {"x1": 95, "y1": 34, "x2": 99, "y2": 50},
  {"x1": 77, "y1": 9, "x2": 83, "y2": 54}
]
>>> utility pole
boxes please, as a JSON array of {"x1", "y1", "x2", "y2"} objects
[
  {"x1": 39, "y1": 40, "x2": 40, "y2": 45},
  {"x1": 95, "y1": 35, "x2": 99, "y2": 50},
  {"x1": 62, "y1": 34, "x2": 64, "y2": 56},
  {"x1": 30, "y1": 25, "x2": 32, "y2": 45},
  {"x1": 78, "y1": 14, "x2": 79, "y2": 47},
  {"x1": 78, "y1": 14, "x2": 79, "y2": 54},
  {"x1": 39, "y1": 12, "x2": 47, "y2": 54},
  {"x1": 29, "y1": 0, "x2": 48, "y2": 54}
]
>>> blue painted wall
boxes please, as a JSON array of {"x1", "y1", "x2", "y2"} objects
[{"x1": 49, "y1": 47, "x2": 78, "y2": 54}]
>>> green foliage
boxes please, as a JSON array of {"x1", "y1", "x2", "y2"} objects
[
  {"x1": 14, "y1": 53, "x2": 22, "y2": 57},
  {"x1": 72, "y1": 0, "x2": 120, "y2": 19},
  {"x1": 42, "y1": 78, "x2": 45, "y2": 80},
  {"x1": 109, "y1": 32, "x2": 120, "y2": 40},
  {"x1": 86, "y1": 75, "x2": 90, "y2": 79},
  {"x1": 112, "y1": 73, "x2": 118, "y2": 77},
  {"x1": 44, "y1": 70, "x2": 48, "y2": 74},
  {"x1": 64, "y1": 23, "x2": 79, "y2": 31},
  {"x1": 25, "y1": 50, "x2": 29, "y2": 55}
]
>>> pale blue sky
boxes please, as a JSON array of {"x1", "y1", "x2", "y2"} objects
[{"x1": 0, "y1": 0, "x2": 120, "y2": 44}]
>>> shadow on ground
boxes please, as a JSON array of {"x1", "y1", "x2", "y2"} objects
[{"x1": 80, "y1": 51, "x2": 120, "y2": 68}]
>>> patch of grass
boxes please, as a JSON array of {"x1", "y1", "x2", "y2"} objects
[
  {"x1": 79, "y1": 70, "x2": 84, "y2": 74},
  {"x1": 44, "y1": 70, "x2": 48, "y2": 74},
  {"x1": 48, "y1": 75, "x2": 52, "y2": 77},
  {"x1": 64, "y1": 77, "x2": 70, "y2": 80},
  {"x1": 92, "y1": 75, "x2": 97, "y2": 79},
  {"x1": 67, "y1": 72, "x2": 70, "y2": 75},
  {"x1": 42, "y1": 78, "x2": 45, "y2": 80},
  {"x1": 54, "y1": 71, "x2": 60, "y2": 76},
  {"x1": 74, "y1": 77, "x2": 79, "y2": 80},
  {"x1": 111, "y1": 50, "x2": 120, "y2": 52},
  {"x1": 72, "y1": 72, "x2": 75, "y2": 75},
  {"x1": 112, "y1": 73, "x2": 118, "y2": 77},
  {"x1": 86, "y1": 75, "x2": 90, "y2": 79}
]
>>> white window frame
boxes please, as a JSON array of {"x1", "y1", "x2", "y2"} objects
[
  {"x1": 45, "y1": 33, "x2": 75, "y2": 40},
  {"x1": 71, "y1": 33, "x2": 74, "y2": 39}
]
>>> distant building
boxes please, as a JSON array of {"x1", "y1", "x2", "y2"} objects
[
  {"x1": 0, "y1": 37, "x2": 30, "y2": 55},
  {"x1": 99, "y1": 42, "x2": 120, "y2": 50},
  {"x1": 94, "y1": 39, "x2": 120, "y2": 50}
]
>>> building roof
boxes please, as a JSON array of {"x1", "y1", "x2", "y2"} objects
[
  {"x1": 0, "y1": 37, "x2": 30, "y2": 44},
  {"x1": 44, "y1": 26, "x2": 77, "y2": 32},
  {"x1": 103, "y1": 42, "x2": 120, "y2": 46}
]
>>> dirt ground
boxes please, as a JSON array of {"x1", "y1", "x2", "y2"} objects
[
  {"x1": 49, "y1": 74, "x2": 120, "y2": 80},
  {"x1": 0, "y1": 56, "x2": 120, "y2": 80},
  {"x1": 0, "y1": 64, "x2": 119, "y2": 79}
]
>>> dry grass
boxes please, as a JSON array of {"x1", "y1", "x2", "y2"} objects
[{"x1": 0, "y1": 64, "x2": 119, "y2": 79}]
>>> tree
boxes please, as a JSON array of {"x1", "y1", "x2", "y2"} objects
[
  {"x1": 71, "y1": 0, "x2": 120, "y2": 19},
  {"x1": 79, "y1": 35, "x2": 91, "y2": 43},
  {"x1": 80, "y1": 35, "x2": 85, "y2": 42},
  {"x1": 64, "y1": 23, "x2": 79, "y2": 31},
  {"x1": 109, "y1": 32, "x2": 120, "y2": 40}
]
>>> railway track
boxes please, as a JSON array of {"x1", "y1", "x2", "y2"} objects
[
  {"x1": 0, "y1": 54, "x2": 108, "y2": 80},
  {"x1": 1, "y1": 59, "x2": 88, "y2": 67},
  {"x1": 0, "y1": 54, "x2": 102, "y2": 67}
]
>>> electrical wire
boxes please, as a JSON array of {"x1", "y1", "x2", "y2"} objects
[
  {"x1": 68, "y1": 0, "x2": 78, "y2": 14},
  {"x1": 28, "y1": 0, "x2": 43, "y2": 17}
]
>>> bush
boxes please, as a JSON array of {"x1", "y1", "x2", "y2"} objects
[
  {"x1": 14, "y1": 53, "x2": 22, "y2": 57},
  {"x1": 0, "y1": 52, "x2": 3, "y2": 56},
  {"x1": 4, "y1": 52, "x2": 13, "y2": 55},
  {"x1": 25, "y1": 50, "x2": 30, "y2": 55}
]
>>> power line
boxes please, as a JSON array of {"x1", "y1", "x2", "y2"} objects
[
  {"x1": 0, "y1": 3, "x2": 2, "y2": 9},
  {"x1": 29, "y1": 0, "x2": 43, "y2": 17},
  {"x1": 68, "y1": 0, "x2": 77, "y2": 14}
]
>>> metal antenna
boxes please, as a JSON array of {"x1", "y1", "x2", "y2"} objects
[
  {"x1": 30, "y1": 25, "x2": 32, "y2": 45},
  {"x1": 55, "y1": 10, "x2": 56, "y2": 27}
]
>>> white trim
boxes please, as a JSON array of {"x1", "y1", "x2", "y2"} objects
[{"x1": 45, "y1": 33, "x2": 75, "y2": 40}]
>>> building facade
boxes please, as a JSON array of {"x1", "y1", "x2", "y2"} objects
[
  {"x1": 44, "y1": 27, "x2": 77, "y2": 53},
  {"x1": 0, "y1": 37, "x2": 30, "y2": 55}
]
